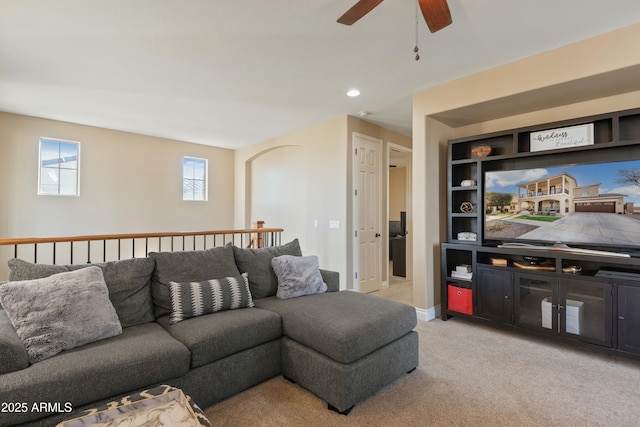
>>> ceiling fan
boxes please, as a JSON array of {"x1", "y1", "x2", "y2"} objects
[{"x1": 337, "y1": 0, "x2": 452, "y2": 33}]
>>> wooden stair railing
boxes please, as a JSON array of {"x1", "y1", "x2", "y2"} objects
[{"x1": 0, "y1": 226, "x2": 283, "y2": 265}]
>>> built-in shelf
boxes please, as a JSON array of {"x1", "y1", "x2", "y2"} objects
[{"x1": 443, "y1": 107, "x2": 640, "y2": 360}]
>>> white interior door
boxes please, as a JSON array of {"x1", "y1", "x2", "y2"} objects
[{"x1": 354, "y1": 134, "x2": 382, "y2": 293}]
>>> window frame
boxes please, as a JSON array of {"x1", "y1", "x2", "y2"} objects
[
  {"x1": 37, "y1": 137, "x2": 81, "y2": 197},
  {"x1": 182, "y1": 156, "x2": 208, "y2": 201}
]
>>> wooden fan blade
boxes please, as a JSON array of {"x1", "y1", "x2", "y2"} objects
[
  {"x1": 337, "y1": 0, "x2": 384, "y2": 25},
  {"x1": 418, "y1": 0, "x2": 452, "y2": 33}
]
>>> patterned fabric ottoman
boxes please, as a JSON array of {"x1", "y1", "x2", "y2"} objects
[{"x1": 57, "y1": 385, "x2": 212, "y2": 427}]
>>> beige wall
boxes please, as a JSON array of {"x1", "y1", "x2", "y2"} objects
[
  {"x1": 234, "y1": 116, "x2": 349, "y2": 285},
  {"x1": 250, "y1": 145, "x2": 308, "y2": 240},
  {"x1": 0, "y1": 113, "x2": 235, "y2": 277},
  {"x1": 412, "y1": 23, "x2": 640, "y2": 317},
  {"x1": 235, "y1": 115, "x2": 412, "y2": 290},
  {"x1": 389, "y1": 168, "x2": 407, "y2": 221}
]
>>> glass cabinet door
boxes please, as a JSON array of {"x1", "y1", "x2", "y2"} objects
[
  {"x1": 559, "y1": 277, "x2": 613, "y2": 347},
  {"x1": 513, "y1": 272, "x2": 555, "y2": 333}
]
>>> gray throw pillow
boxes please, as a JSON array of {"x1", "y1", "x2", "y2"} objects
[
  {"x1": 271, "y1": 255, "x2": 327, "y2": 299},
  {"x1": 7, "y1": 257, "x2": 156, "y2": 328},
  {"x1": 0, "y1": 266, "x2": 122, "y2": 364},
  {"x1": 233, "y1": 239, "x2": 302, "y2": 299},
  {"x1": 149, "y1": 243, "x2": 241, "y2": 318},
  {"x1": 0, "y1": 308, "x2": 29, "y2": 374},
  {"x1": 169, "y1": 273, "x2": 254, "y2": 324}
]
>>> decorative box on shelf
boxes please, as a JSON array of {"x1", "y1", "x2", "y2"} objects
[
  {"x1": 457, "y1": 232, "x2": 477, "y2": 241},
  {"x1": 490, "y1": 258, "x2": 507, "y2": 267}
]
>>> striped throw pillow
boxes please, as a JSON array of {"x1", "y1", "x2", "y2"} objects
[{"x1": 169, "y1": 273, "x2": 254, "y2": 324}]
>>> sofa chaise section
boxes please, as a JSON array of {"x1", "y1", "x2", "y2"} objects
[{"x1": 254, "y1": 291, "x2": 418, "y2": 414}]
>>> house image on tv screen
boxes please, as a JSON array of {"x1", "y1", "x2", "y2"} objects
[
  {"x1": 512, "y1": 172, "x2": 627, "y2": 215},
  {"x1": 484, "y1": 160, "x2": 640, "y2": 247}
]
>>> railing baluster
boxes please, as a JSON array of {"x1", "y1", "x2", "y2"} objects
[
  {"x1": 34, "y1": 243, "x2": 38, "y2": 263},
  {"x1": 103, "y1": 240, "x2": 107, "y2": 262},
  {"x1": 53, "y1": 242, "x2": 57, "y2": 264},
  {"x1": 87, "y1": 241, "x2": 91, "y2": 264}
]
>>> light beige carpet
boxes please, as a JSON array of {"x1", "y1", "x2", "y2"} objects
[{"x1": 205, "y1": 318, "x2": 640, "y2": 426}]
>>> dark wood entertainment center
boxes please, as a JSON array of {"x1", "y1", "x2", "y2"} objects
[{"x1": 442, "y1": 107, "x2": 640, "y2": 358}]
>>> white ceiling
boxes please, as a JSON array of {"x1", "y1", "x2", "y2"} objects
[{"x1": 1, "y1": 1, "x2": 640, "y2": 150}]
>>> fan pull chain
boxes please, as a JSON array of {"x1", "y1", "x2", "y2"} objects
[{"x1": 414, "y1": 1, "x2": 420, "y2": 60}]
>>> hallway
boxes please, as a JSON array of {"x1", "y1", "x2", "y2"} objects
[{"x1": 371, "y1": 263, "x2": 413, "y2": 306}]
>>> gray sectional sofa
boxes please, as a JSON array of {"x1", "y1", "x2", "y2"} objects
[{"x1": 0, "y1": 240, "x2": 418, "y2": 427}]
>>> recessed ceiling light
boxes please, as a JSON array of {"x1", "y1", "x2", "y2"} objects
[{"x1": 346, "y1": 89, "x2": 360, "y2": 97}]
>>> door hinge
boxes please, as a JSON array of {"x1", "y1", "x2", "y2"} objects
[
  {"x1": 355, "y1": 272, "x2": 358, "y2": 279},
  {"x1": 355, "y1": 147, "x2": 358, "y2": 155},
  {"x1": 355, "y1": 189, "x2": 358, "y2": 196},
  {"x1": 355, "y1": 230, "x2": 358, "y2": 238}
]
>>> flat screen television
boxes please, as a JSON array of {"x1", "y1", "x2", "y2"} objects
[{"x1": 483, "y1": 159, "x2": 640, "y2": 254}]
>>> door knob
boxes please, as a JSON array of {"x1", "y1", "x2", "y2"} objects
[{"x1": 375, "y1": 233, "x2": 381, "y2": 237}]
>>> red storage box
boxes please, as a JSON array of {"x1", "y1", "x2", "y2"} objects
[{"x1": 448, "y1": 284, "x2": 473, "y2": 315}]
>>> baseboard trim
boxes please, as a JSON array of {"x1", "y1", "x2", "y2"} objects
[
  {"x1": 381, "y1": 281, "x2": 389, "y2": 290},
  {"x1": 415, "y1": 305, "x2": 441, "y2": 322}
]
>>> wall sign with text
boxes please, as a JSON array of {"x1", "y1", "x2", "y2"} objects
[{"x1": 530, "y1": 123, "x2": 594, "y2": 152}]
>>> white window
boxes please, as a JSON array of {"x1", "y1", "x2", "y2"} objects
[
  {"x1": 38, "y1": 138, "x2": 80, "y2": 196},
  {"x1": 183, "y1": 157, "x2": 207, "y2": 201}
]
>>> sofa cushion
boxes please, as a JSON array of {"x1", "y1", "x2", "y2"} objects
[
  {"x1": 7, "y1": 257, "x2": 156, "y2": 328},
  {"x1": 0, "y1": 266, "x2": 122, "y2": 364},
  {"x1": 149, "y1": 243, "x2": 241, "y2": 318},
  {"x1": 272, "y1": 255, "x2": 327, "y2": 299},
  {"x1": 157, "y1": 307, "x2": 282, "y2": 368},
  {"x1": 0, "y1": 322, "x2": 191, "y2": 426},
  {"x1": 0, "y1": 308, "x2": 29, "y2": 374},
  {"x1": 169, "y1": 273, "x2": 254, "y2": 324},
  {"x1": 233, "y1": 239, "x2": 302, "y2": 299},
  {"x1": 254, "y1": 291, "x2": 417, "y2": 364}
]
